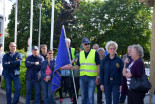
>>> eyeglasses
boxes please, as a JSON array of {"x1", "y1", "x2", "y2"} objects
[
  {"x1": 84, "y1": 43, "x2": 90, "y2": 45},
  {"x1": 48, "y1": 53, "x2": 53, "y2": 54}
]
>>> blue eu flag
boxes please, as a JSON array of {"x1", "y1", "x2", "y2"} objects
[{"x1": 51, "y1": 27, "x2": 70, "y2": 93}]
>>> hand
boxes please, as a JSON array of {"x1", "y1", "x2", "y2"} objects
[
  {"x1": 35, "y1": 62, "x2": 39, "y2": 65},
  {"x1": 7, "y1": 61, "x2": 10, "y2": 64},
  {"x1": 96, "y1": 77, "x2": 99, "y2": 85},
  {"x1": 124, "y1": 58, "x2": 130, "y2": 64},
  {"x1": 71, "y1": 60, "x2": 74, "y2": 64},
  {"x1": 45, "y1": 76, "x2": 51, "y2": 82},
  {"x1": 100, "y1": 85, "x2": 104, "y2": 92},
  {"x1": 120, "y1": 86, "x2": 122, "y2": 91},
  {"x1": 70, "y1": 66, "x2": 74, "y2": 71}
]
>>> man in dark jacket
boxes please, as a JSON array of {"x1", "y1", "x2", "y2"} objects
[
  {"x1": 2, "y1": 42, "x2": 22, "y2": 104},
  {"x1": 25, "y1": 46, "x2": 44, "y2": 104}
]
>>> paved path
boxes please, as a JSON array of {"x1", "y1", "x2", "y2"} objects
[{"x1": 0, "y1": 88, "x2": 150, "y2": 104}]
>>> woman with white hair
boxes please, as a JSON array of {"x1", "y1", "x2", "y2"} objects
[
  {"x1": 100, "y1": 41, "x2": 124, "y2": 104},
  {"x1": 123, "y1": 44, "x2": 146, "y2": 104}
]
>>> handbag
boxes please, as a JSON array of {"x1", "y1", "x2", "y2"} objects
[{"x1": 129, "y1": 64, "x2": 151, "y2": 92}]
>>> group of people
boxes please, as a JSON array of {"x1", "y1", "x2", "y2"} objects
[{"x1": 0, "y1": 37, "x2": 147, "y2": 104}]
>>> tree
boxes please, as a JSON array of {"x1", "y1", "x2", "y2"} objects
[
  {"x1": 6, "y1": 0, "x2": 79, "y2": 51},
  {"x1": 70, "y1": 0, "x2": 152, "y2": 60}
]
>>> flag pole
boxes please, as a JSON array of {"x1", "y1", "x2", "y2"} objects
[
  {"x1": 2, "y1": 0, "x2": 5, "y2": 52},
  {"x1": 29, "y1": 0, "x2": 33, "y2": 52},
  {"x1": 62, "y1": 25, "x2": 78, "y2": 104},
  {"x1": 14, "y1": 0, "x2": 18, "y2": 44},
  {"x1": 50, "y1": 0, "x2": 55, "y2": 50}
]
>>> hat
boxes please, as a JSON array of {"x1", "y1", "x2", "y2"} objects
[
  {"x1": 32, "y1": 46, "x2": 38, "y2": 50},
  {"x1": 0, "y1": 44, "x2": 2, "y2": 47},
  {"x1": 81, "y1": 37, "x2": 91, "y2": 44}
]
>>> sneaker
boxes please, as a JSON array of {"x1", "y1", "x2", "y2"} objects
[
  {"x1": 71, "y1": 98, "x2": 73, "y2": 103},
  {"x1": 60, "y1": 98, "x2": 63, "y2": 103}
]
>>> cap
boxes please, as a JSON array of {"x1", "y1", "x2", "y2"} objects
[
  {"x1": 0, "y1": 44, "x2": 2, "y2": 47},
  {"x1": 81, "y1": 37, "x2": 91, "y2": 44},
  {"x1": 32, "y1": 46, "x2": 38, "y2": 50}
]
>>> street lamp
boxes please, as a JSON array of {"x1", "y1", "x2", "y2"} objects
[{"x1": 37, "y1": 4, "x2": 42, "y2": 52}]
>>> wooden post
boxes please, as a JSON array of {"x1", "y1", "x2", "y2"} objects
[
  {"x1": 149, "y1": 0, "x2": 155, "y2": 103},
  {"x1": 138, "y1": 0, "x2": 155, "y2": 103}
]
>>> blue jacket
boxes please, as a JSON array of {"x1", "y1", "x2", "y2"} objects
[
  {"x1": 25, "y1": 55, "x2": 44, "y2": 81},
  {"x1": 40, "y1": 59, "x2": 55, "y2": 80},
  {"x1": 100, "y1": 54, "x2": 124, "y2": 86},
  {"x1": 2, "y1": 52, "x2": 22, "y2": 76}
]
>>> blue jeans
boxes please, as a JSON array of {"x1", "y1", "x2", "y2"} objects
[
  {"x1": 80, "y1": 76, "x2": 96, "y2": 104},
  {"x1": 104, "y1": 81, "x2": 120, "y2": 104},
  {"x1": 25, "y1": 80, "x2": 41, "y2": 104},
  {"x1": 41, "y1": 79, "x2": 55, "y2": 104},
  {"x1": 4, "y1": 73, "x2": 21, "y2": 104}
]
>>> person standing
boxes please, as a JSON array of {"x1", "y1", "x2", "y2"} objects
[
  {"x1": 0, "y1": 44, "x2": 5, "y2": 84},
  {"x1": 93, "y1": 44, "x2": 99, "y2": 51},
  {"x1": 59, "y1": 38, "x2": 76, "y2": 103},
  {"x1": 120, "y1": 45, "x2": 132, "y2": 104},
  {"x1": 123, "y1": 44, "x2": 146, "y2": 104},
  {"x1": 40, "y1": 49, "x2": 55, "y2": 104},
  {"x1": 2, "y1": 42, "x2": 22, "y2": 104},
  {"x1": 97, "y1": 48, "x2": 105, "y2": 104},
  {"x1": 71, "y1": 37, "x2": 100, "y2": 104},
  {"x1": 100, "y1": 41, "x2": 124, "y2": 104},
  {"x1": 40, "y1": 44, "x2": 47, "y2": 60},
  {"x1": 25, "y1": 46, "x2": 44, "y2": 104}
]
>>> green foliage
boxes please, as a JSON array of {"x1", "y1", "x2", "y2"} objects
[
  {"x1": 70, "y1": 0, "x2": 152, "y2": 60},
  {"x1": 1, "y1": 57, "x2": 35, "y2": 98},
  {"x1": 6, "y1": 0, "x2": 79, "y2": 51}
]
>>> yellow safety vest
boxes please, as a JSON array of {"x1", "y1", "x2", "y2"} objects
[
  {"x1": 71, "y1": 48, "x2": 75, "y2": 65},
  {"x1": 79, "y1": 49, "x2": 97, "y2": 76}
]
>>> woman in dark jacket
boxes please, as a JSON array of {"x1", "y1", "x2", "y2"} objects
[
  {"x1": 123, "y1": 44, "x2": 146, "y2": 104},
  {"x1": 100, "y1": 41, "x2": 124, "y2": 104},
  {"x1": 41, "y1": 49, "x2": 55, "y2": 104}
]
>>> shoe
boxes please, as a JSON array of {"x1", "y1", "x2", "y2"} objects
[
  {"x1": 71, "y1": 98, "x2": 73, "y2": 102},
  {"x1": 60, "y1": 98, "x2": 63, "y2": 103}
]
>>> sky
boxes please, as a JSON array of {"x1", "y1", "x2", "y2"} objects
[{"x1": 0, "y1": 0, "x2": 14, "y2": 28}]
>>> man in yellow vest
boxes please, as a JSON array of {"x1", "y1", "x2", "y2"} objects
[{"x1": 71, "y1": 37, "x2": 100, "y2": 104}]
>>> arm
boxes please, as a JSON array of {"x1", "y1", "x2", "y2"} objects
[
  {"x1": 25, "y1": 56, "x2": 35, "y2": 68},
  {"x1": 10, "y1": 53, "x2": 22, "y2": 67},
  {"x1": 33, "y1": 57, "x2": 44, "y2": 70},
  {"x1": 119, "y1": 59, "x2": 124, "y2": 83},
  {"x1": 100, "y1": 59, "x2": 104, "y2": 91},
  {"x1": 2, "y1": 54, "x2": 12, "y2": 69},
  {"x1": 40, "y1": 62, "x2": 47, "y2": 79},
  {"x1": 123, "y1": 58, "x2": 132, "y2": 78},
  {"x1": 130, "y1": 59, "x2": 144, "y2": 77}
]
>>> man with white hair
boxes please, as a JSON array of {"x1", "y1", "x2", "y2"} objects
[
  {"x1": 93, "y1": 44, "x2": 99, "y2": 51},
  {"x1": 59, "y1": 38, "x2": 77, "y2": 104}
]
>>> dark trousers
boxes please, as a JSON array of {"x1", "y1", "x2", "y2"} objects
[
  {"x1": 97, "y1": 84, "x2": 103, "y2": 104},
  {"x1": 59, "y1": 76, "x2": 73, "y2": 98},
  {"x1": 119, "y1": 94, "x2": 126, "y2": 103},
  {"x1": 128, "y1": 89, "x2": 145, "y2": 104},
  {"x1": 4, "y1": 73, "x2": 21, "y2": 104},
  {"x1": 104, "y1": 84, "x2": 120, "y2": 104},
  {"x1": 71, "y1": 77, "x2": 80, "y2": 104}
]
